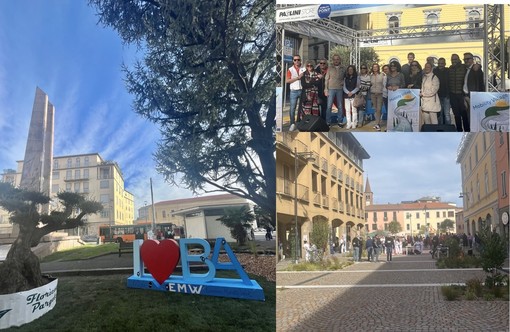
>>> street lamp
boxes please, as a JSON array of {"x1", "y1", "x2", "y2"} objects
[{"x1": 294, "y1": 147, "x2": 315, "y2": 264}]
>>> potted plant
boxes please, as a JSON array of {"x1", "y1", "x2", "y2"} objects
[{"x1": 0, "y1": 182, "x2": 102, "y2": 328}]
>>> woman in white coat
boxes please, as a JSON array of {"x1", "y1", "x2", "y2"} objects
[{"x1": 420, "y1": 63, "x2": 441, "y2": 125}]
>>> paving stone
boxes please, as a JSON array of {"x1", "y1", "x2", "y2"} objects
[{"x1": 276, "y1": 254, "x2": 509, "y2": 331}]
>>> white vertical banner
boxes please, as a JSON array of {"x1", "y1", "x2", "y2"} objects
[
  {"x1": 470, "y1": 92, "x2": 509, "y2": 132},
  {"x1": 276, "y1": 87, "x2": 283, "y2": 132},
  {"x1": 0, "y1": 278, "x2": 58, "y2": 329},
  {"x1": 386, "y1": 89, "x2": 421, "y2": 132}
]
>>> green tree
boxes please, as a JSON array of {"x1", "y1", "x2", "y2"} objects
[
  {"x1": 329, "y1": 45, "x2": 379, "y2": 69},
  {"x1": 309, "y1": 219, "x2": 330, "y2": 260},
  {"x1": 89, "y1": 0, "x2": 276, "y2": 225},
  {"x1": 0, "y1": 182, "x2": 103, "y2": 294},
  {"x1": 217, "y1": 206, "x2": 255, "y2": 245},
  {"x1": 439, "y1": 219, "x2": 455, "y2": 233},
  {"x1": 387, "y1": 220, "x2": 402, "y2": 235},
  {"x1": 477, "y1": 225, "x2": 508, "y2": 287}
]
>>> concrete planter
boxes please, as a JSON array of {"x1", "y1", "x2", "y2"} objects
[{"x1": 0, "y1": 277, "x2": 58, "y2": 329}]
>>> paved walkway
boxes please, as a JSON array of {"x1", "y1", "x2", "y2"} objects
[{"x1": 276, "y1": 253, "x2": 509, "y2": 332}]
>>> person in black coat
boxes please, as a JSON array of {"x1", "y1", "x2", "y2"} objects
[{"x1": 385, "y1": 236, "x2": 395, "y2": 261}]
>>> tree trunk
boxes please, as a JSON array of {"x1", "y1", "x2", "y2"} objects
[{"x1": 0, "y1": 229, "x2": 43, "y2": 295}]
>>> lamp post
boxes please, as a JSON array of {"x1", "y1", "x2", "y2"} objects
[{"x1": 294, "y1": 147, "x2": 315, "y2": 264}]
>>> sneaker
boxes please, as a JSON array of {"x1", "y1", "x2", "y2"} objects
[
  {"x1": 289, "y1": 124, "x2": 296, "y2": 131},
  {"x1": 374, "y1": 124, "x2": 381, "y2": 131},
  {"x1": 352, "y1": 124, "x2": 357, "y2": 129}
]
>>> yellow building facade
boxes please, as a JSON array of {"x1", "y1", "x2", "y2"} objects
[
  {"x1": 365, "y1": 4, "x2": 497, "y2": 66},
  {"x1": 276, "y1": 132, "x2": 369, "y2": 260},
  {"x1": 0, "y1": 153, "x2": 134, "y2": 236},
  {"x1": 457, "y1": 133, "x2": 500, "y2": 235}
]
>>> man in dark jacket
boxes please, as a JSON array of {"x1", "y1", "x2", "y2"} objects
[
  {"x1": 433, "y1": 58, "x2": 451, "y2": 125},
  {"x1": 352, "y1": 235, "x2": 361, "y2": 262},
  {"x1": 463, "y1": 52, "x2": 484, "y2": 125},
  {"x1": 385, "y1": 236, "x2": 395, "y2": 261},
  {"x1": 448, "y1": 54, "x2": 469, "y2": 131},
  {"x1": 365, "y1": 236, "x2": 374, "y2": 262}
]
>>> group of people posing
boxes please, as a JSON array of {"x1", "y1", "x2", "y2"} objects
[{"x1": 286, "y1": 52, "x2": 484, "y2": 132}]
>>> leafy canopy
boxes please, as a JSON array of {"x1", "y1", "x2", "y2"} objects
[
  {"x1": 0, "y1": 182, "x2": 103, "y2": 245},
  {"x1": 89, "y1": 0, "x2": 276, "y2": 223},
  {"x1": 217, "y1": 206, "x2": 255, "y2": 245}
]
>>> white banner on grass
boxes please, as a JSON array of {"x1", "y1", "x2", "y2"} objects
[
  {"x1": 0, "y1": 278, "x2": 58, "y2": 329},
  {"x1": 386, "y1": 89, "x2": 421, "y2": 132},
  {"x1": 470, "y1": 92, "x2": 509, "y2": 132}
]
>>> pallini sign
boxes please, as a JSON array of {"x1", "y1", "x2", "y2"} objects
[
  {"x1": 0, "y1": 278, "x2": 58, "y2": 329},
  {"x1": 127, "y1": 238, "x2": 265, "y2": 301}
]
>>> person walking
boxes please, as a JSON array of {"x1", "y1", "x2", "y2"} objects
[
  {"x1": 373, "y1": 235, "x2": 382, "y2": 262},
  {"x1": 385, "y1": 236, "x2": 395, "y2": 261},
  {"x1": 303, "y1": 240, "x2": 311, "y2": 262},
  {"x1": 352, "y1": 235, "x2": 361, "y2": 262},
  {"x1": 365, "y1": 236, "x2": 374, "y2": 262}
]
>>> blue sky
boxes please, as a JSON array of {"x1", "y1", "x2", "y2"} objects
[
  {"x1": 353, "y1": 133, "x2": 465, "y2": 207},
  {"x1": 0, "y1": 1, "x2": 195, "y2": 216}
]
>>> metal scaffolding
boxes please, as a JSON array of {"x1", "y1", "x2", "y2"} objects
[
  {"x1": 484, "y1": 4, "x2": 507, "y2": 92},
  {"x1": 277, "y1": 5, "x2": 508, "y2": 92}
]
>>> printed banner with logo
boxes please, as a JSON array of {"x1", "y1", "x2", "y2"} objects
[
  {"x1": 0, "y1": 278, "x2": 58, "y2": 329},
  {"x1": 470, "y1": 92, "x2": 509, "y2": 132},
  {"x1": 276, "y1": 4, "x2": 331, "y2": 23},
  {"x1": 386, "y1": 89, "x2": 421, "y2": 132}
]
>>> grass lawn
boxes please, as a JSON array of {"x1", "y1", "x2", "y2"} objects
[
  {"x1": 10, "y1": 272, "x2": 275, "y2": 332},
  {"x1": 40, "y1": 244, "x2": 118, "y2": 262}
]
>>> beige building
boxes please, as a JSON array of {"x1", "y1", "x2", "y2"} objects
[
  {"x1": 457, "y1": 133, "x2": 501, "y2": 235},
  {"x1": 276, "y1": 132, "x2": 370, "y2": 260},
  {"x1": 137, "y1": 194, "x2": 254, "y2": 242},
  {"x1": 365, "y1": 193, "x2": 458, "y2": 238},
  {"x1": 0, "y1": 153, "x2": 134, "y2": 236}
]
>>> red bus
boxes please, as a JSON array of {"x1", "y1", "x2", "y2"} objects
[{"x1": 99, "y1": 223, "x2": 185, "y2": 243}]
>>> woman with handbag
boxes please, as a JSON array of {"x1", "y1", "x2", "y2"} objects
[
  {"x1": 420, "y1": 62, "x2": 441, "y2": 125},
  {"x1": 343, "y1": 65, "x2": 360, "y2": 129},
  {"x1": 300, "y1": 60, "x2": 323, "y2": 117}
]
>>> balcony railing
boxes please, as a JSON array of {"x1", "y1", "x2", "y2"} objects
[
  {"x1": 331, "y1": 198, "x2": 338, "y2": 211},
  {"x1": 338, "y1": 200, "x2": 344, "y2": 213},
  {"x1": 346, "y1": 205, "x2": 351, "y2": 215},
  {"x1": 311, "y1": 152, "x2": 319, "y2": 168},
  {"x1": 313, "y1": 191, "x2": 321, "y2": 205},
  {"x1": 338, "y1": 169, "x2": 343, "y2": 181},
  {"x1": 276, "y1": 176, "x2": 310, "y2": 202},
  {"x1": 331, "y1": 165, "x2": 337, "y2": 178},
  {"x1": 350, "y1": 178, "x2": 355, "y2": 188},
  {"x1": 321, "y1": 158, "x2": 328, "y2": 173},
  {"x1": 322, "y1": 194, "x2": 329, "y2": 208}
]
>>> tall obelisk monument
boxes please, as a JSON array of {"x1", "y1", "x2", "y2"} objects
[{"x1": 19, "y1": 87, "x2": 54, "y2": 206}]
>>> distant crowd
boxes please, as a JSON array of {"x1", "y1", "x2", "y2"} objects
[
  {"x1": 316, "y1": 232, "x2": 483, "y2": 263},
  {"x1": 286, "y1": 52, "x2": 484, "y2": 131}
]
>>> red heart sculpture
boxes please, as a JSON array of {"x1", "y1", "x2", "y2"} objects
[{"x1": 140, "y1": 239, "x2": 180, "y2": 285}]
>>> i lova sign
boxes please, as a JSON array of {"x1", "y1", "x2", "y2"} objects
[{"x1": 127, "y1": 238, "x2": 265, "y2": 301}]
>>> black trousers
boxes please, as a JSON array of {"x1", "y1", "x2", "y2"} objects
[{"x1": 450, "y1": 93, "x2": 470, "y2": 132}]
